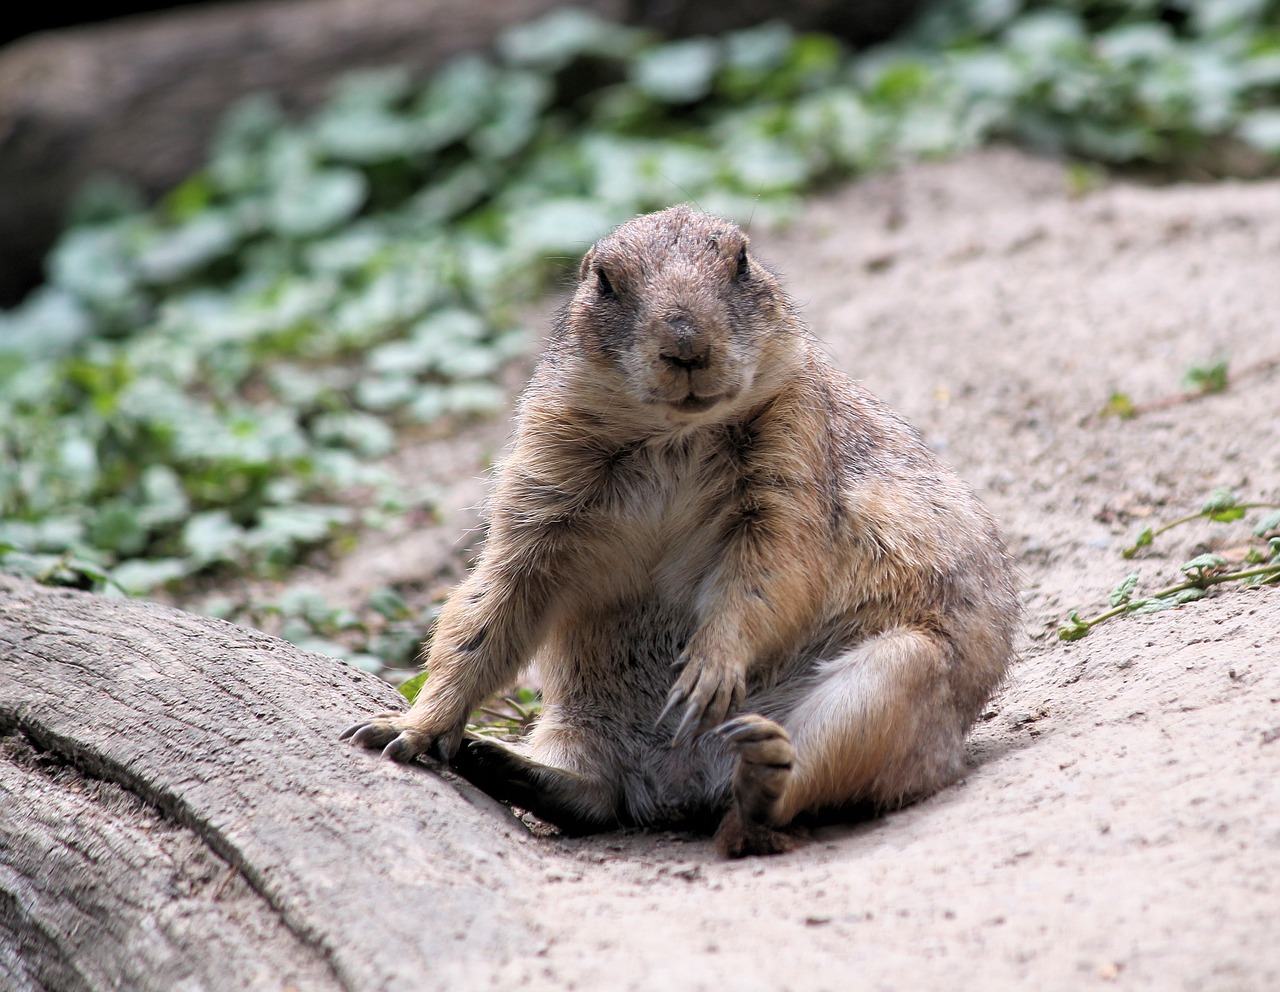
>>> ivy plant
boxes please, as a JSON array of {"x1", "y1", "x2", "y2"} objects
[{"x1": 2, "y1": 1, "x2": 1278, "y2": 673}]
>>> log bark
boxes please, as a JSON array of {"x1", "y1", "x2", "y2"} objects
[{"x1": 0, "y1": 576, "x2": 542, "y2": 992}]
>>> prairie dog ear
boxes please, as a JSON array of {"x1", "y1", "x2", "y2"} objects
[{"x1": 578, "y1": 247, "x2": 596, "y2": 282}]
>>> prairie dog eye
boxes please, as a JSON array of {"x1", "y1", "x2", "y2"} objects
[
  {"x1": 735, "y1": 245, "x2": 750, "y2": 282},
  {"x1": 596, "y1": 267, "x2": 616, "y2": 299}
]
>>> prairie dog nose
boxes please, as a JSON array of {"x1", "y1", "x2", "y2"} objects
[{"x1": 658, "y1": 314, "x2": 709, "y2": 371}]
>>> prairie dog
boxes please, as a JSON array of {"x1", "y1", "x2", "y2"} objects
[{"x1": 342, "y1": 205, "x2": 1017, "y2": 856}]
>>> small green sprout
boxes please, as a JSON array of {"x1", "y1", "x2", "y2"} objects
[{"x1": 1061, "y1": 493, "x2": 1280, "y2": 641}]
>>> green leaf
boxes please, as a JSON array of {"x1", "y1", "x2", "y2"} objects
[
  {"x1": 290, "y1": 635, "x2": 357, "y2": 663},
  {"x1": 138, "y1": 465, "x2": 191, "y2": 528},
  {"x1": 442, "y1": 381, "x2": 507, "y2": 416},
  {"x1": 1122, "y1": 526, "x2": 1154, "y2": 558},
  {"x1": 213, "y1": 93, "x2": 286, "y2": 157},
  {"x1": 470, "y1": 72, "x2": 553, "y2": 160},
  {"x1": 0, "y1": 518, "x2": 84, "y2": 555},
  {"x1": 1252, "y1": 510, "x2": 1280, "y2": 537},
  {"x1": 0, "y1": 549, "x2": 50, "y2": 581},
  {"x1": 433, "y1": 346, "x2": 503, "y2": 381},
  {"x1": 1057, "y1": 610, "x2": 1091, "y2": 641},
  {"x1": 47, "y1": 226, "x2": 138, "y2": 308},
  {"x1": 369, "y1": 586, "x2": 410, "y2": 621},
  {"x1": 1183, "y1": 360, "x2": 1229, "y2": 395},
  {"x1": 398, "y1": 670, "x2": 429, "y2": 702},
  {"x1": 504, "y1": 198, "x2": 617, "y2": 256},
  {"x1": 88, "y1": 500, "x2": 150, "y2": 557},
  {"x1": 344, "y1": 653, "x2": 386, "y2": 674},
  {"x1": 1238, "y1": 108, "x2": 1280, "y2": 154},
  {"x1": 1097, "y1": 22, "x2": 1175, "y2": 66},
  {"x1": 331, "y1": 67, "x2": 415, "y2": 110},
  {"x1": 1172, "y1": 586, "x2": 1208, "y2": 609},
  {"x1": 512, "y1": 686, "x2": 541, "y2": 708},
  {"x1": 1201, "y1": 488, "x2": 1239, "y2": 514},
  {"x1": 249, "y1": 505, "x2": 354, "y2": 554},
  {"x1": 355, "y1": 374, "x2": 419, "y2": 412},
  {"x1": 718, "y1": 22, "x2": 796, "y2": 98},
  {"x1": 1180, "y1": 553, "x2": 1227, "y2": 579},
  {"x1": 277, "y1": 587, "x2": 335, "y2": 624},
  {"x1": 1101, "y1": 391, "x2": 1136, "y2": 419},
  {"x1": 498, "y1": 8, "x2": 643, "y2": 72},
  {"x1": 406, "y1": 384, "x2": 449, "y2": 422},
  {"x1": 1065, "y1": 161, "x2": 1107, "y2": 198},
  {"x1": 789, "y1": 89, "x2": 883, "y2": 171},
  {"x1": 366, "y1": 307, "x2": 489, "y2": 379},
  {"x1": 631, "y1": 38, "x2": 722, "y2": 103},
  {"x1": 109, "y1": 557, "x2": 191, "y2": 595},
  {"x1": 137, "y1": 212, "x2": 241, "y2": 284},
  {"x1": 304, "y1": 227, "x2": 388, "y2": 275},
  {"x1": 407, "y1": 162, "x2": 496, "y2": 226},
  {"x1": 370, "y1": 626, "x2": 424, "y2": 667},
  {"x1": 163, "y1": 174, "x2": 217, "y2": 222},
  {"x1": 366, "y1": 338, "x2": 436, "y2": 377},
  {"x1": 312, "y1": 108, "x2": 415, "y2": 163},
  {"x1": 332, "y1": 266, "x2": 439, "y2": 345},
  {"x1": 1109, "y1": 572, "x2": 1140, "y2": 607},
  {"x1": 0, "y1": 287, "x2": 94, "y2": 361},
  {"x1": 862, "y1": 58, "x2": 934, "y2": 109},
  {"x1": 0, "y1": 549, "x2": 116, "y2": 590},
  {"x1": 724, "y1": 22, "x2": 794, "y2": 77},
  {"x1": 57, "y1": 435, "x2": 99, "y2": 492},
  {"x1": 184, "y1": 511, "x2": 247, "y2": 565},
  {"x1": 1242, "y1": 564, "x2": 1280, "y2": 587},
  {"x1": 414, "y1": 54, "x2": 496, "y2": 150},
  {"x1": 723, "y1": 135, "x2": 813, "y2": 192},
  {"x1": 311, "y1": 412, "x2": 396, "y2": 458},
  {"x1": 1004, "y1": 10, "x2": 1087, "y2": 62},
  {"x1": 269, "y1": 169, "x2": 368, "y2": 238}
]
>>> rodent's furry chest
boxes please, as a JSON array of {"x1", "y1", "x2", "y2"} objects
[
  {"x1": 522, "y1": 430, "x2": 748, "y2": 689},
  {"x1": 548, "y1": 431, "x2": 735, "y2": 621}
]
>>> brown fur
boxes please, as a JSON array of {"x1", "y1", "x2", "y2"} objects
[{"x1": 342, "y1": 205, "x2": 1019, "y2": 854}]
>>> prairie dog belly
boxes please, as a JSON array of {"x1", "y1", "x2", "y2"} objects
[
  {"x1": 527, "y1": 586, "x2": 825, "y2": 825},
  {"x1": 528, "y1": 593, "x2": 736, "y2": 824}
]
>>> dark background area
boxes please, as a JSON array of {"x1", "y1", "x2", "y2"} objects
[{"x1": 2, "y1": 1, "x2": 224, "y2": 46}]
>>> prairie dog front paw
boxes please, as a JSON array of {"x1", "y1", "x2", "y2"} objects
[
  {"x1": 657, "y1": 652, "x2": 746, "y2": 746},
  {"x1": 339, "y1": 711, "x2": 466, "y2": 763}
]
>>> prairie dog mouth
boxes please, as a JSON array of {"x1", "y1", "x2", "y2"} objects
[{"x1": 670, "y1": 393, "x2": 725, "y2": 414}]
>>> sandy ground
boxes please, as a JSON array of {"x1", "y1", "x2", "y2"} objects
[{"x1": 280, "y1": 147, "x2": 1280, "y2": 990}]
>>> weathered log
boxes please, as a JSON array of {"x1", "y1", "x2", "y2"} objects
[
  {"x1": 0, "y1": 735, "x2": 342, "y2": 992},
  {"x1": 0, "y1": 576, "x2": 542, "y2": 992}
]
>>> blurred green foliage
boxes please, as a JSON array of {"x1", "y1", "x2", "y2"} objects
[{"x1": 2, "y1": 1, "x2": 1277, "y2": 668}]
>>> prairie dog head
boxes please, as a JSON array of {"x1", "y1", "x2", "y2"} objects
[{"x1": 562, "y1": 205, "x2": 803, "y2": 428}]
